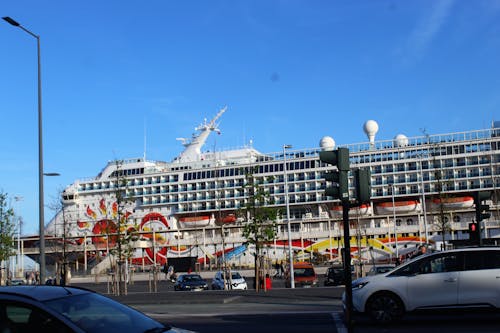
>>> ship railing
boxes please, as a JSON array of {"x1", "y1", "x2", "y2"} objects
[{"x1": 343, "y1": 128, "x2": 497, "y2": 155}]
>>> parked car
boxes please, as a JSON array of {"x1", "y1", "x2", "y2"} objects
[
  {"x1": 174, "y1": 273, "x2": 209, "y2": 291},
  {"x1": 346, "y1": 247, "x2": 500, "y2": 323},
  {"x1": 212, "y1": 271, "x2": 248, "y2": 290},
  {"x1": 0, "y1": 285, "x2": 193, "y2": 332},
  {"x1": 6, "y1": 279, "x2": 25, "y2": 286},
  {"x1": 285, "y1": 261, "x2": 318, "y2": 288},
  {"x1": 324, "y1": 265, "x2": 347, "y2": 286},
  {"x1": 366, "y1": 264, "x2": 395, "y2": 276}
]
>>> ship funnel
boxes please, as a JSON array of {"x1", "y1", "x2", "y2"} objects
[{"x1": 363, "y1": 120, "x2": 379, "y2": 147}]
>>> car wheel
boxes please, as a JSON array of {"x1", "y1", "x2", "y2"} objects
[{"x1": 366, "y1": 292, "x2": 404, "y2": 323}]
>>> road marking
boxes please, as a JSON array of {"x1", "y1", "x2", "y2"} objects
[
  {"x1": 332, "y1": 312, "x2": 348, "y2": 333},
  {"x1": 148, "y1": 310, "x2": 336, "y2": 318},
  {"x1": 222, "y1": 296, "x2": 242, "y2": 304}
]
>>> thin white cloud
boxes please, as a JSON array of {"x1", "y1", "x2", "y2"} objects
[{"x1": 404, "y1": 0, "x2": 455, "y2": 64}]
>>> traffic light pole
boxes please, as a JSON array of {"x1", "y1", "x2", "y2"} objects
[
  {"x1": 342, "y1": 201, "x2": 353, "y2": 332},
  {"x1": 319, "y1": 147, "x2": 361, "y2": 332},
  {"x1": 473, "y1": 191, "x2": 492, "y2": 246}
]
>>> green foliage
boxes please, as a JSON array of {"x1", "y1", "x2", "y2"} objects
[
  {"x1": 0, "y1": 191, "x2": 16, "y2": 263},
  {"x1": 238, "y1": 167, "x2": 279, "y2": 255},
  {"x1": 430, "y1": 143, "x2": 453, "y2": 244},
  {"x1": 110, "y1": 160, "x2": 136, "y2": 262}
]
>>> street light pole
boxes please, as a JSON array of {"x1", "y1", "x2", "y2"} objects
[
  {"x1": 3, "y1": 16, "x2": 46, "y2": 284},
  {"x1": 13, "y1": 196, "x2": 23, "y2": 278},
  {"x1": 283, "y1": 144, "x2": 295, "y2": 288},
  {"x1": 390, "y1": 184, "x2": 399, "y2": 261},
  {"x1": 418, "y1": 154, "x2": 429, "y2": 244}
]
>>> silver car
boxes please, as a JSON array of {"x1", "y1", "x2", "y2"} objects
[
  {"x1": 346, "y1": 247, "x2": 500, "y2": 323},
  {"x1": 366, "y1": 264, "x2": 395, "y2": 276},
  {"x1": 212, "y1": 271, "x2": 248, "y2": 290}
]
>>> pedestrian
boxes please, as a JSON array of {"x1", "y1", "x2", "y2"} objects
[
  {"x1": 60, "y1": 266, "x2": 66, "y2": 286},
  {"x1": 412, "y1": 245, "x2": 427, "y2": 259},
  {"x1": 274, "y1": 261, "x2": 280, "y2": 278},
  {"x1": 163, "y1": 263, "x2": 168, "y2": 280},
  {"x1": 265, "y1": 274, "x2": 272, "y2": 290},
  {"x1": 66, "y1": 268, "x2": 71, "y2": 285},
  {"x1": 279, "y1": 261, "x2": 285, "y2": 278},
  {"x1": 168, "y1": 265, "x2": 175, "y2": 281}
]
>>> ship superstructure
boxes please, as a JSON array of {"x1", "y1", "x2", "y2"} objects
[{"x1": 43, "y1": 110, "x2": 500, "y2": 271}]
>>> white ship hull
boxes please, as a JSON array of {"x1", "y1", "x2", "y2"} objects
[{"x1": 39, "y1": 112, "x2": 500, "y2": 270}]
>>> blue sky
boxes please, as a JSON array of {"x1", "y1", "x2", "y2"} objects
[{"x1": 1, "y1": 0, "x2": 499, "y2": 235}]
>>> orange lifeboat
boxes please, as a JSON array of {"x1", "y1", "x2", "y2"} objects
[
  {"x1": 375, "y1": 200, "x2": 420, "y2": 214},
  {"x1": 431, "y1": 196, "x2": 474, "y2": 210},
  {"x1": 216, "y1": 214, "x2": 237, "y2": 225},
  {"x1": 331, "y1": 204, "x2": 372, "y2": 217},
  {"x1": 179, "y1": 215, "x2": 211, "y2": 228}
]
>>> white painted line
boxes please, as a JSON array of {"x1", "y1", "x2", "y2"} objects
[{"x1": 332, "y1": 312, "x2": 348, "y2": 333}]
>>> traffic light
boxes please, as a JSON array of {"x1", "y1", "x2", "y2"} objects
[
  {"x1": 354, "y1": 168, "x2": 371, "y2": 204},
  {"x1": 319, "y1": 147, "x2": 350, "y2": 202},
  {"x1": 472, "y1": 191, "x2": 491, "y2": 245},
  {"x1": 474, "y1": 191, "x2": 491, "y2": 222},
  {"x1": 468, "y1": 222, "x2": 479, "y2": 243}
]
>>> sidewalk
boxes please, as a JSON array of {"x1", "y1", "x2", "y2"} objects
[{"x1": 71, "y1": 266, "x2": 329, "y2": 284}]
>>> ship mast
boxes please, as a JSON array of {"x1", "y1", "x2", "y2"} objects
[{"x1": 175, "y1": 106, "x2": 227, "y2": 163}]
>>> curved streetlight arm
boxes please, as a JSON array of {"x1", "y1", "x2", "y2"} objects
[{"x1": 3, "y1": 16, "x2": 45, "y2": 285}]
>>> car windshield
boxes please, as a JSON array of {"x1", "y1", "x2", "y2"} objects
[
  {"x1": 231, "y1": 273, "x2": 242, "y2": 280},
  {"x1": 329, "y1": 267, "x2": 343, "y2": 274},
  {"x1": 43, "y1": 291, "x2": 166, "y2": 332},
  {"x1": 184, "y1": 275, "x2": 202, "y2": 281},
  {"x1": 294, "y1": 268, "x2": 315, "y2": 277},
  {"x1": 377, "y1": 266, "x2": 394, "y2": 273}
]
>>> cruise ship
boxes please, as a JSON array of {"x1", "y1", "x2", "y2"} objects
[{"x1": 42, "y1": 108, "x2": 500, "y2": 272}]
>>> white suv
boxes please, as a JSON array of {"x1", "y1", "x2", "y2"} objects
[
  {"x1": 347, "y1": 247, "x2": 500, "y2": 323},
  {"x1": 212, "y1": 271, "x2": 248, "y2": 290}
]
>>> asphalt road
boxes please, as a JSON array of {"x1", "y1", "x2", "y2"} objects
[
  {"x1": 72, "y1": 279, "x2": 346, "y2": 333},
  {"x1": 71, "y1": 277, "x2": 500, "y2": 333}
]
